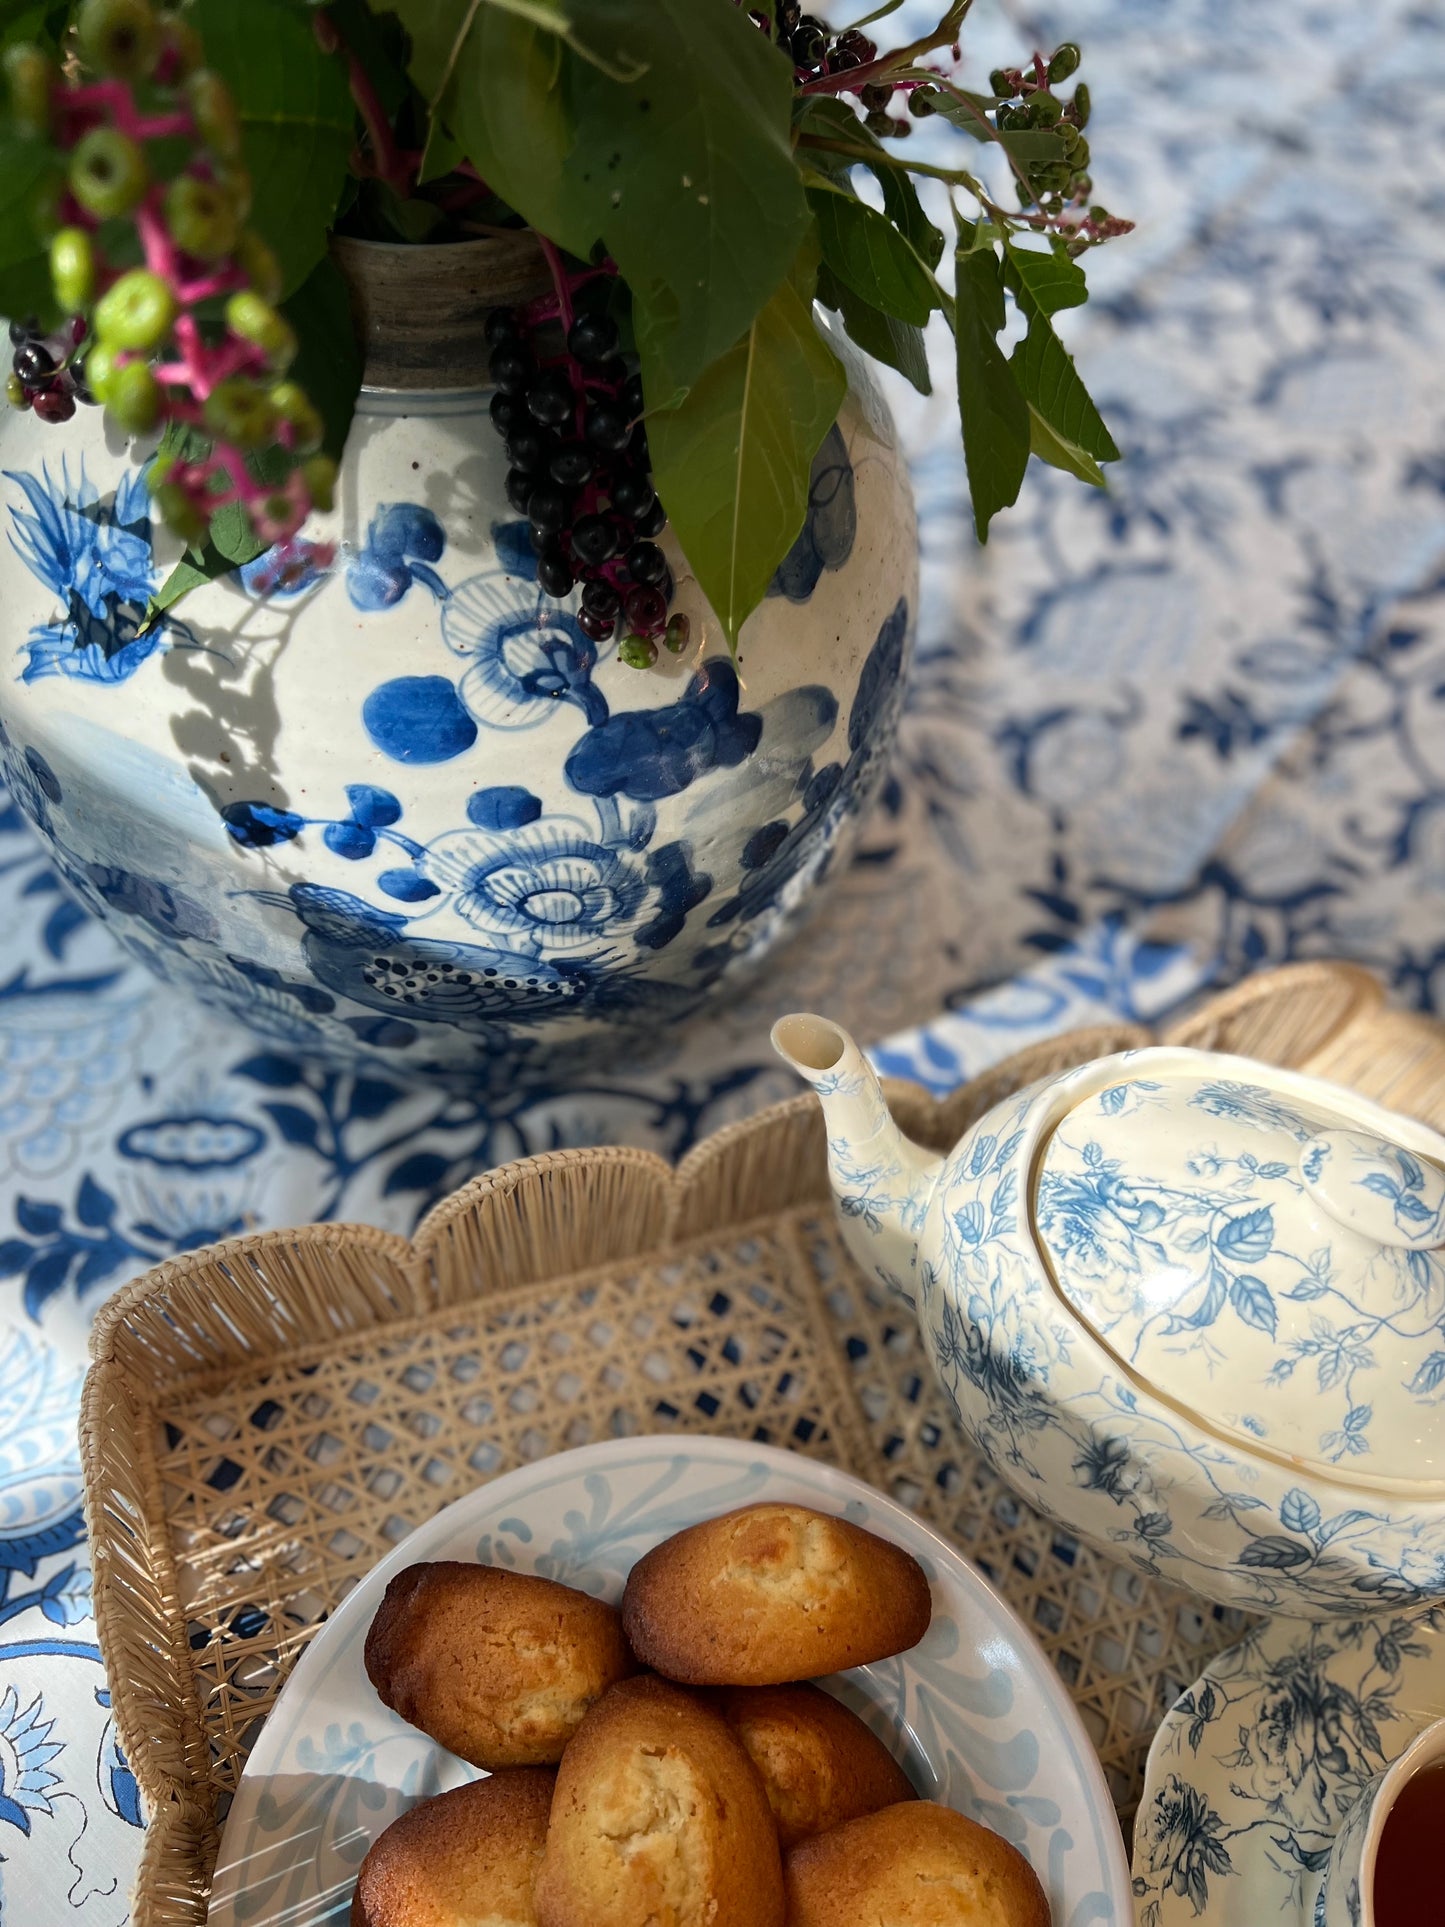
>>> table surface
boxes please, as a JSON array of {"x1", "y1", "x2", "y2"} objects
[{"x1": 4, "y1": 1, "x2": 1445, "y2": 1920}]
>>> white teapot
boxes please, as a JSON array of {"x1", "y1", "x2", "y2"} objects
[{"x1": 773, "y1": 1014, "x2": 1445, "y2": 1618}]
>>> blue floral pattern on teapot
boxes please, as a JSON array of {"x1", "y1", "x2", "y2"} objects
[{"x1": 775, "y1": 1020, "x2": 1445, "y2": 1618}]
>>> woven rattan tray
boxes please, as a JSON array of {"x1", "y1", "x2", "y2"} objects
[{"x1": 80, "y1": 962, "x2": 1445, "y2": 1927}]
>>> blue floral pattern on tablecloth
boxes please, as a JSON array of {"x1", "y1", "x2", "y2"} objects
[{"x1": 3, "y1": 0, "x2": 1445, "y2": 1916}]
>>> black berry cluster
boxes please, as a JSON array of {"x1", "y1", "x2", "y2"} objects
[
  {"x1": 486, "y1": 297, "x2": 688, "y2": 668},
  {"x1": 736, "y1": 2, "x2": 912, "y2": 138},
  {"x1": 5, "y1": 315, "x2": 94, "y2": 422}
]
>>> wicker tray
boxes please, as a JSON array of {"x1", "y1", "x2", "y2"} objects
[{"x1": 80, "y1": 962, "x2": 1445, "y2": 1927}]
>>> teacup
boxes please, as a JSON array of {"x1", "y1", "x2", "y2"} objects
[{"x1": 1316, "y1": 1717, "x2": 1445, "y2": 1926}]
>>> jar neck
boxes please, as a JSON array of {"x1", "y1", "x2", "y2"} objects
[{"x1": 330, "y1": 232, "x2": 551, "y2": 391}]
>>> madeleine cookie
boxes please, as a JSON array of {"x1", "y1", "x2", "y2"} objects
[
  {"x1": 621, "y1": 1503, "x2": 931, "y2": 1684},
  {"x1": 351, "y1": 1768, "x2": 554, "y2": 1927},
  {"x1": 364, "y1": 1563, "x2": 634, "y2": 1768},
  {"x1": 535, "y1": 1674, "x2": 785, "y2": 1927},
  {"x1": 711, "y1": 1682, "x2": 915, "y2": 1848},
  {"x1": 784, "y1": 1800, "x2": 1051, "y2": 1927}
]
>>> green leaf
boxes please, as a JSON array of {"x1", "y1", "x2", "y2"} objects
[
  {"x1": 147, "y1": 542, "x2": 237, "y2": 626},
  {"x1": 816, "y1": 262, "x2": 929, "y2": 395},
  {"x1": 147, "y1": 430, "x2": 296, "y2": 624},
  {"x1": 1025, "y1": 406, "x2": 1104, "y2": 485},
  {"x1": 794, "y1": 96, "x2": 944, "y2": 269},
  {"x1": 925, "y1": 88, "x2": 1000, "y2": 143},
  {"x1": 282, "y1": 253, "x2": 362, "y2": 461},
  {"x1": 395, "y1": 0, "x2": 589, "y2": 257},
  {"x1": 996, "y1": 128, "x2": 1069, "y2": 164},
  {"x1": 807, "y1": 181, "x2": 936, "y2": 326},
  {"x1": 1003, "y1": 240, "x2": 1087, "y2": 316},
  {"x1": 400, "y1": 0, "x2": 811, "y2": 407},
  {"x1": 0, "y1": 133, "x2": 58, "y2": 328},
  {"x1": 1003, "y1": 239, "x2": 1118, "y2": 475},
  {"x1": 648, "y1": 251, "x2": 845, "y2": 649},
  {"x1": 953, "y1": 233, "x2": 1029, "y2": 541},
  {"x1": 1010, "y1": 318, "x2": 1118, "y2": 466},
  {"x1": 417, "y1": 112, "x2": 464, "y2": 185},
  {"x1": 190, "y1": 0, "x2": 355, "y2": 297},
  {"x1": 147, "y1": 496, "x2": 269, "y2": 628},
  {"x1": 576, "y1": 0, "x2": 812, "y2": 404}
]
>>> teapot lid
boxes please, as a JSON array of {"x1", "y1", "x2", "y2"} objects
[{"x1": 1034, "y1": 1056, "x2": 1445, "y2": 1484}]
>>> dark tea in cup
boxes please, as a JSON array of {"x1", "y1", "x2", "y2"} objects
[{"x1": 1372, "y1": 1756, "x2": 1445, "y2": 1922}]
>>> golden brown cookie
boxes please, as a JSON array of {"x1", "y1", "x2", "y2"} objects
[
  {"x1": 710, "y1": 1682, "x2": 915, "y2": 1848},
  {"x1": 364, "y1": 1563, "x2": 635, "y2": 1768},
  {"x1": 350, "y1": 1768, "x2": 555, "y2": 1927},
  {"x1": 620, "y1": 1503, "x2": 932, "y2": 1685},
  {"x1": 784, "y1": 1800, "x2": 1051, "y2": 1927},
  {"x1": 534, "y1": 1674, "x2": 785, "y2": 1927}
]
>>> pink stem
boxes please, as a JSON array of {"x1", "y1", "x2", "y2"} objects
[
  {"x1": 537, "y1": 236, "x2": 575, "y2": 334},
  {"x1": 135, "y1": 194, "x2": 175, "y2": 280}
]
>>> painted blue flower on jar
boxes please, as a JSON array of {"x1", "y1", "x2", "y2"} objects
[
  {"x1": 4, "y1": 462, "x2": 177, "y2": 683},
  {"x1": 443, "y1": 569, "x2": 606, "y2": 728},
  {"x1": 418, "y1": 818, "x2": 648, "y2": 956}
]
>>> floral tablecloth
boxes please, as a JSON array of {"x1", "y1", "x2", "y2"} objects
[{"x1": 4, "y1": 0, "x2": 1445, "y2": 1920}]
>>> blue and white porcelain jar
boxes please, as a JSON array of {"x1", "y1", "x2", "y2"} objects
[{"x1": 0, "y1": 239, "x2": 917, "y2": 1089}]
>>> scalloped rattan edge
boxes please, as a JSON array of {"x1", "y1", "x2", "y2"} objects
[{"x1": 79, "y1": 962, "x2": 1445, "y2": 1927}]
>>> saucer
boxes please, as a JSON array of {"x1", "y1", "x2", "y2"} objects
[{"x1": 1132, "y1": 1608, "x2": 1445, "y2": 1924}]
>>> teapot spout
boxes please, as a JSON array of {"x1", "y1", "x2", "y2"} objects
[{"x1": 772, "y1": 1013, "x2": 942, "y2": 1300}]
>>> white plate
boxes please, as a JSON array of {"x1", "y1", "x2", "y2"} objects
[
  {"x1": 208, "y1": 1436, "x2": 1131, "y2": 1926},
  {"x1": 1131, "y1": 1607, "x2": 1445, "y2": 1925}
]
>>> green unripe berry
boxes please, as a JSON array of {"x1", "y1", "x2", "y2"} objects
[
  {"x1": 70, "y1": 126, "x2": 149, "y2": 219},
  {"x1": 149, "y1": 478, "x2": 207, "y2": 545},
  {"x1": 619, "y1": 634, "x2": 657, "y2": 669},
  {"x1": 1089, "y1": 204, "x2": 1110, "y2": 224},
  {"x1": 3, "y1": 43, "x2": 53, "y2": 137},
  {"x1": 77, "y1": 0, "x2": 160, "y2": 80},
  {"x1": 1058, "y1": 122, "x2": 1082, "y2": 156},
  {"x1": 1071, "y1": 82, "x2": 1091, "y2": 129},
  {"x1": 164, "y1": 175, "x2": 238, "y2": 262},
  {"x1": 863, "y1": 109, "x2": 893, "y2": 135},
  {"x1": 85, "y1": 340, "x2": 119, "y2": 403},
  {"x1": 906, "y1": 87, "x2": 937, "y2": 118},
  {"x1": 1070, "y1": 136, "x2": 1091, "y2": 171},
  {"x1": 988, "y1": 68, "x2": 1012, "y2": 98},
  {"x1": 302, "y1": 454, "x2": 338, "y2": 513},
  {"x1": 1048, "y1": 42, "x2": 1081, "y2": 82},
  {"x1": 269, "y1": 381, "x2": 323, "y2": 454},
  {"x1": 225, "y1": 290, "x2": 296, "y2": 370},
  {"x1": 235, "y1": 230, "x2": 282, "y2": 305},
  {"x1": 50, "y1": 227, "x2": 95, "y2": 312},
  {"x1": 105, "y1": 358, "x2": 160, "y2": 433},
  {"x1": 5, "y1": 372, "x2": 30, "y2": 411},
  {"x1": 216, "y1": 166, "x2": 253, "y2": 223},
  {"x1": 185, "y1": 69, "x2": 242, "y2": 162},
  {"x1": 203, "y1": 377, "x2": 277, "y2": 448},
  {"x1": 663, "y1": 612, "x2": 690, "y2": 654},
  {"x1": 158, "y1": 11, "x2": 204, "y2": 77},
  {"x1": 1028, "y1": 92, "x2": 1063, "y2": 126},
  {"x1": 94, "y1": 268, "x2": 176, "y2": 351}
]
